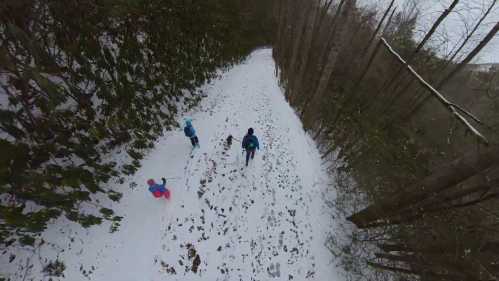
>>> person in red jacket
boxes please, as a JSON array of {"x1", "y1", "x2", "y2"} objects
[{"x1": 147, "y1": 178, "x2": 170, "y2": 199}]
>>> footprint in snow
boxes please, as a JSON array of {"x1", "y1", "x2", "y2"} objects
[{"x1": 267, "y1": 262, "x2": 281, "y2": 278}]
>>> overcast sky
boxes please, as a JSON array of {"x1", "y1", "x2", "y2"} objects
[{"x1": 358, "y1": 0, "x2": 499, "y2": 63}]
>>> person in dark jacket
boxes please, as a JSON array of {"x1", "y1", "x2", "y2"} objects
[
  {"x1": 184, "y1": 119, "x2": 199, "y2": 148},
  {"x1": 242, "y1": 128, "x2": 260, "y2": 166}
]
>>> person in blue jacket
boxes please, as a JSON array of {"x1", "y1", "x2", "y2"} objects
[
  {"x1": 184, "y1": 119, "x2": 200, "y2": 148},
  {"x1": 242, "y1": 128, "x2": 259, "y2": 166},
  {"x1": 147, "y1": 178, "x2": 170, "y2": 199}
]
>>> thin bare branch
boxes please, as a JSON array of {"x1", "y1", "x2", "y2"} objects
[{"x1": 381, "y1": 37, "x2": 488, "y2": 144}]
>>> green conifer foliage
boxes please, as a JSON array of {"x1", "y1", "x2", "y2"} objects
[{"x1": 0, "y1": 0, "x2": 272, "y2": 246}]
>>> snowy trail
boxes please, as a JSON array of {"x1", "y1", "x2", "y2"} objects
[{"x1": 1, "y1": 49, "x2": 341, "y2": 281}]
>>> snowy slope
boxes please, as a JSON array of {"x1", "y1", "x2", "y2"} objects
[{"x1": 1, "y1": 49, "x2": 343, "y2": 281}]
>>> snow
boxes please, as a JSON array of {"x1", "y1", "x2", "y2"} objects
[{"x1": 1, "y1": 49, "x2": 345, "y2": 281}]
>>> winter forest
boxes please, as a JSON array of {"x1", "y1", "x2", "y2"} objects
[{"x1": 1, "y1": 0, "x2": 499, "y2": 280}]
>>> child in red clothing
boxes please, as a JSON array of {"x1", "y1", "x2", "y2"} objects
[{"x1": 147, "y1": 178, "x2": 171, "y2": 199}]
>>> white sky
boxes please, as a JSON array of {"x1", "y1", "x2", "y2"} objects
[{"x1": 358, "y1": 0, "x2": 499, "y2": 63}]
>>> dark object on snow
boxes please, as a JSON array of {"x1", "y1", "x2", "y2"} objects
[
  {"x1": 245, "y1": 149, "x2": 256, "y2": 166},
  {"x1": 189, "y1": 136, "x2": 199, "y2": 147},
  {"x1": 226, "y1": 135, "x2": 233, "y2": 146},
  {"x1": 43, "y1": 259, "x2": 66, "y2": 277},
  {"x1": 242, "y1": 128, "x2": 260, "y2": 166},
  {"x1": 192, "y1": 255, "x2": 201, "y2": 273}
]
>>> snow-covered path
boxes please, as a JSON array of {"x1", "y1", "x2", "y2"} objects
[{"x1": 1, "y1": 49, "x2": 341, "y2": 281}]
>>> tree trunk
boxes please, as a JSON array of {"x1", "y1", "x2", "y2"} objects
[
  {"x1": 441, "y1": 0, "x2": 496, "y2": 71},
  {"x1": 348, "y1": 146, "x2": 499, "y2": 228},
  {"x1": 361, "y1": 0, "x2": 395, "y2": 56},
  {"x1": 367, "y1": 261, "x2": 418, "y2": 275},
  {"x1": 439, "y1": 21, "x2": 499, "y2": 89},
  {"x1": 290, "y1": 0, "x2": 320, "y2": 101},
  {"x1": 379, "y1": 243, "x2": 412, "y2": 253},
  {"x1": 373, "y1": 0, "x2": 459, "y2": 110},
  {"x1": 287, "y1": 0, "x2": 312, "y2": 86},
  {"x1": 381, "y1": 7, "x2": 397, "y2": 36},
  {"x1": 274, "y1": 0, "x2": 285, "y2": 65},
  {"x1": 380, "y1": 38, "x2": 488, "y2": 144},
  {"x1": 409, "y1": 0, "x2": 460, "y2": 63},
  {"x1": 292, "y1": 0, "x2": 345, "y2": 108},
  {"x1": 411, "y1": 21, "x2": 499, "y2": 114},
  {"x1": 332, "y1": 38, "x2": 383, "y2": 125},
  {"x1": 368, "y1": 261, "x2": 466, "y2": 280},
  {"x1": 300, "y1": 0, "x2": 356, "y2": 119},
  {"x1": 375, "y1": 252, "x2": 420, "y2": 263}
]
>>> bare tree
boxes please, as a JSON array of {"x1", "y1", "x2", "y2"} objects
[
  {"x1": 361, "y1": 0, "x2": 396, "y2": 56},
  {"x1": 374, "y1": 0, "x2": 460, "y2": 110},
  {"x1": 299, "y1": 0, "x2": 356, "y2": 119},
  {"x1": 287, "y1": 0, "x2": 313, "y2": 83},
  {"x1": 409, "y1": 21, "x2": 499, "y2": 115},
  {"x1": 411, "y1": 0, "x2": 460, "y2": 62},
  {"x1": 442, "y1": 0, "x2": 497, "y2": 69},
  {"x1": 291, "y1": 0, "x2": 322, "y2": 100},
  {"x1": 348, "y1": 145, "x2": 499, "y2": 228}
]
